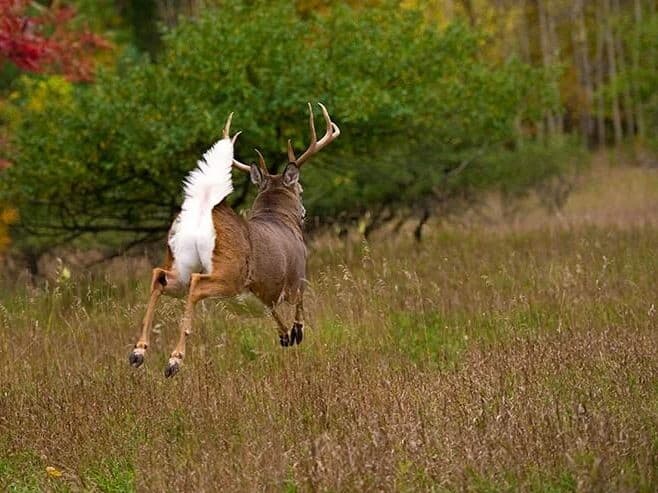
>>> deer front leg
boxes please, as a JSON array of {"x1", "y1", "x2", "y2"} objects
[
  {"x1": 164, "y1": 273, "x2": 237, "y2": 378},
  {"x1": 129, "y1": 268, "x2": 172, "y2": 368},
  {"x1": 270, "y1": 308, "x2": 293, "y2": 347},
  {"x1": 291, "y1": 297, "x2": 305, "y2": 345},
  {"x1": 270, "y1": 297, "x2": 304, "y2": 347}
]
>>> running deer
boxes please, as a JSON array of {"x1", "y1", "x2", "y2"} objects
[{"x1": 128, "y1": 103, "x2": 340, "y2": 377}]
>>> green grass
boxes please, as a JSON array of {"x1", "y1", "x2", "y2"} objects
[
  {"x1": 0, "y1": 163, "x2": 657, "y2": 491},
  {"x1": 84, "y1": 458, "x2": 135, "y2": 493}
]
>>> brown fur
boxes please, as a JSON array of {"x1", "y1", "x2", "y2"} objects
[
  {"x1": 129, "y1": 103, "x2": 338, "y2": 377},
  {"x1": 247, "y1": 176, "x2": 306, "y2": 306},
  {"x1": 129, "y1": 172, "x2": 308, "y2": 377}
]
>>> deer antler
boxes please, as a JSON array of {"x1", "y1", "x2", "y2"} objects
[
  {"x1": 222, "y1": 112, "x2": 233, "y2": 139},
  {"x1": 222, "y1": 112, "x2": 251, "y2": 173},
  {"x1": 254, "y1": 149, "x2": 269, "y2": 175},
  {"x1": 287, "y1": 102, "x2": 340, "y2": 168}
]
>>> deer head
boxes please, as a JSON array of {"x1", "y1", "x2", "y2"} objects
[{"x1": 231, "y1": 102, "x2": 340, "y2": 202}]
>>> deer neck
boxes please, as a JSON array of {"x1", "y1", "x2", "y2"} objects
[{"x1": 249, "y1": 190, "x2": 304, "y2": 232}]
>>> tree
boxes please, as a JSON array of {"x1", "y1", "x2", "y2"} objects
[
  {"x1": 1, "y1": 1, "x2": 562, "y2": 261},
  {"x1": 0, "y1": 0, "x2": 110, "y2": 259},
  {"x1": 0, "y1": 0, "x2": 110, "y2": 82}
]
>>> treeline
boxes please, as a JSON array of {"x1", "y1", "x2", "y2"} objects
[
  {"x1": 110, "y1": 0, "x2": 658, "y2": 145},
  {"x1": 0, "y1": 0, "x2": 655, "y2": 269},
  {"x1": 416, "y1": 0, "x2": 658, "y2": 146}
]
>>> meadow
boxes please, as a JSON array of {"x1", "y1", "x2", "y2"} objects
[{"x1": 0, "y1": 157, "x2": 657, "y2": 492}]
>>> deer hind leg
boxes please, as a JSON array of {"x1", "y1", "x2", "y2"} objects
[
  {"x1": 164, "y1": 273, "x2": 237, "y2": 378},
  {"x1": 129, "y1": 267, "x2": 179, "y2": 368}
]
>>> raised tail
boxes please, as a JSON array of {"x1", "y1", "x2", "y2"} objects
[
  {"x1": 182, "y1": 137, "x2": 234, "y2": 211},
  {"x1": 169, "y1": 136, "x2": 235, "y2": 284}
]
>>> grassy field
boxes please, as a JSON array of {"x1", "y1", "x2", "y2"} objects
[{"x1": 1, "y1": 158, "x2": 657, "y2": 492}]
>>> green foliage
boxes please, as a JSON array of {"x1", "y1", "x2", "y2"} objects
[
  {"x1": 634, "y1": 15, "x2": 658, "y2": 146},
  {"x1": 627, "y1": 14, "x2": 658, "y2": 104},
  {"x1": 604, "y1": 11, "x2": 658, "y2": 147},
  {"x1": 1, "y1": 1, "x2": 561, "y2": 252},
  {"x1": 468, "y1": 138, "x2": 586, "y2": 210}
]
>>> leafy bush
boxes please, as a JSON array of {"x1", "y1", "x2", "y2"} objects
[{"x1": 1, "y1": 1, "x2": 561, "y2": 255}]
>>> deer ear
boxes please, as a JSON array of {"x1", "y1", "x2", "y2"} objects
[
  {"x1": 282, "y1": 164, "x2": 299, "y2": 187},
  {"x1": 250, "y1": 164, "x2": 264, "y2": 187}
]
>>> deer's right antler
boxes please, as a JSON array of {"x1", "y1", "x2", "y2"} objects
[
  {"x1": 222, "y1": 112, "x2": 251, "y2": 173},
  {"x1": 255, "y1": 149, "x2": 269, "y2": 175},
  {"x1": 287, "y1": 102, "x2": 340, "y2": 168}
]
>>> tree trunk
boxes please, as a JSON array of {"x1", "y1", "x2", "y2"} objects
[
  {"x1": 517, "y1": 0, "x2": 531, "y2": 63},
  {"x1": 603, "y1": 0, "x2": 624, "y2": 145},
  {"x1": 458, "y1": 0, "x2": 477, "y2": 26},
  {"x1": 633, "y1": 0, "x2": 646, "y2": 138},
  {"x1": 537, "y1": 0, "x2": 558, "y2": 137},
  {"x1": 413, "y1": 209, "x2": 430, "y2": 243},
  {"x1": 445, "y1": 0, "x2": 455, "y2": 21},
  {"x1": 25, "y1": 250, "x2": 41, "y2": 283},
  {"x1": 594, "y1": 0, "x2": 607, "y2": 146},
  {"x1": 572, "y1": 0, "x2": 595, "y2": 144},
  {"x1": 613, "y1": 0, "x2": 636, "y2": 137},
  {"x1": 547, "y1": 1, "x2": 563, "y2": 134}
]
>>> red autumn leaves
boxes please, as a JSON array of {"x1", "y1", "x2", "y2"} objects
[{"x1": 0, "y1": 0, "x2": 110, "y2": 82}]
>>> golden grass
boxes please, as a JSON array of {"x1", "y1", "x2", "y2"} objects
[{"x1": 0, "y1": 160, "x2": 657, "y2": 492}]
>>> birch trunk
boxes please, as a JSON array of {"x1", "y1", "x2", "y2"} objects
[
  {"x1": 603, "y1": 0, "x2": 624, "y2": 145},
  {"x1": 594, "y1": 0, "x2": 607, "y2": 146},
  {"x1": 572, "y1": 0, "x2": 595, "y2": 144},
  {"x1": 613, "y1": 0, "x2": 636, "y2": 137},
  {"x1": 537, "y1": 0, "x2": 557, "y2": 136},
  {"x1": 518, "y1": 0, "x2": 531, "y2": 63}
]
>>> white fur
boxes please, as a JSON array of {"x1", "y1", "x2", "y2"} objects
[{"x1": 168, "y1": 138, "x2": 234, "y2": 285}]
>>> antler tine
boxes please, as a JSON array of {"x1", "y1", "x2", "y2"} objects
[
  {"x1": 254, "y1": 149, "x2": 268, "y2": 174},
  {"x1": 232, "y1": 159, "x2": 251, "y2": 173},
  {"x1": 287, "y1": 139, "x2": 296, "y2": 163},
  {"x1": 293, "y1": 102, "x2": 340, "y2": 168},
  {"x1": 228, "y1": 128, "x2": 251, "y2": 173},
  {"x1": 318, "y1": 102, "x2": 341, "y2": 138},
  {"x1": 222, "y1": 112, "x2": 234, "y2": 139},
  {"x1": 307, "y1": 101, "x2": 317, "y2": 149}
]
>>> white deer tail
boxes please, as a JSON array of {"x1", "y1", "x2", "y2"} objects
[
  {"x1": 169, "y1": 136, "x2": 235, "y2": 285},
  {"x1": 182, "y1": 137, "x2": 234, "y2": 210}
]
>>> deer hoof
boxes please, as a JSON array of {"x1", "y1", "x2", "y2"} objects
[
  {"x1": 164, "y1": 357, "x2": 182, "y2": 378},
  {"x1": 129, "y1": 347, "x2": 145, "y2": 368},
  {"x1": 291, "y1": 323, "x2": 304, "y2": 345},
  {"x1": 279, "y1": 333, "x2": 291, "y2": 347}
]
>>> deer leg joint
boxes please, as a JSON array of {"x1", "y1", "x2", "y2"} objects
[{"x1": 165, "y1": 353, "x2": 183, "y2": 378}]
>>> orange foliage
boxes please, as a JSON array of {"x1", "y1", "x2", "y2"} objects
[{"x1": 0, "y1": 206, "x2": 17, "y2": 253}]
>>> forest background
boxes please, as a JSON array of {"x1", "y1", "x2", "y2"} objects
[{"x1": 0, "y1": 0, "x2": 656, "y2": 270}]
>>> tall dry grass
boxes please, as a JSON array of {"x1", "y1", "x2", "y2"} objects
[{"x1": 0, "y1": 159, "x2": 657, "y2": 492}]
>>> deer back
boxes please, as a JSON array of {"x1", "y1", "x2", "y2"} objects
[{"x1": 246, "y1": 188, "x2": 306, "y2": 306}]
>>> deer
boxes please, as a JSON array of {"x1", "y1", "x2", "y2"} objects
[{"x1": 128, "y1": 103, "x2": 340, "y2": 377}]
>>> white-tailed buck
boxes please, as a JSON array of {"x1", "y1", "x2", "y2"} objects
[{"x1": 129, "y1": 103, "x2": 340, "y2": 377}]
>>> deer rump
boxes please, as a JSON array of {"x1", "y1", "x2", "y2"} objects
[{"x1": 167, "y1": 138, "x2": 234, "y2": 287}]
